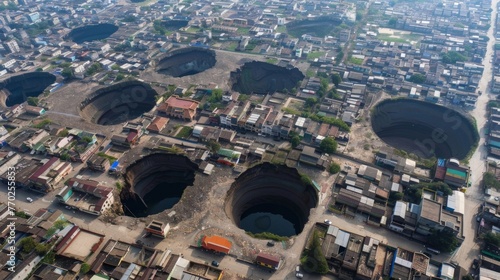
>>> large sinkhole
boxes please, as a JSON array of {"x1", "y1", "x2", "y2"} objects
[
  {"x1": 66, "y1": 23, "x2": 118, "y2": 44},
  {"x1": 79, "y1": 80, "x2": 157, "y2": 125},
  {"x1": 371, "y1": 98, "x2": 479, "y2": 159},
  {"x1": 120, "y1": 153, "x2": 198, "y2": 218},
  {"x1": 0, "y1": 72, "x2": 56, "y2": 107},
  {"x1": 156, "y1": 47, "x2": 216, "y2": 77},
  {"x1": 286, "y1": 16, "x2": 342, "y2": 37},
  {"x1": 231, "y1": 61, "x2": 305, "y2": 94},
  {"x1": 225, "y1": 163, "x2": 318, "y2": 237}
]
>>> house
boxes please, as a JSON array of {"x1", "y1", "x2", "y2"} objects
[
  {"x1": 145, "y1": 220, "x2": 170, "y2": 238},
  {"x1": 29, "y1": 157, "x2": 72, "y2": 192},
  {"x1": 357, "y1": 165, "x2": 382, "y2": 183},
  {"x1": 24, "y1": 105, "x2": 46, "y2": 116},
  {"x1": 56, "y1": 178, "x2": 114, "y2": 215},
  {"x1": 299, "y1": 146, "x2": 327, "y2": 169},
  {"x1": 255, "y1": 252, "x2": 281, "y2": 270},
  {"x1": 87, "y1": 153, "x2": 111, "y2": 172},
  {"x1": 146, "y1": 116, "x2": 169, "y2": 133},
  {"x1": 158, "y1": 95, "x2": 199, "y2": 121}
]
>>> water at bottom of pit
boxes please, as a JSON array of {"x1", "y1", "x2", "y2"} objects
[
  {"x1": 239, "y1": 204, "x2": 300, "y2": 237},
  {"x1": 125, "y1": 182, "x2": 188, "y2": 217}
]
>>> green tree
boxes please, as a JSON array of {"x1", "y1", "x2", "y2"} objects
[
  {"x1": 27, "y1": 97, "x2": 39, "y2": 106},
  {"x1": 442, "y1": 51, "x2": 467, "y2": 64},
  {"x1": 115, "y1": 73, "x2": 125, "y2": 81},
  {"x1": 35, "y1": 243, "x2": 50, "y2": 255},
  {"x1": 484, "y1": 172, "x2": 500, "y2": 190},
  {"x1": 19, "y1": 237, "x2": 37, "y2": 253},
  {"x1": 80, "y1": 263, "x2": 91, "y2": 274},
  {"x1": 463, "y1": 275, "x2": 474, "y2": 280},
  {"x1": 328, "y1": 162, "x2": 341, "y2": 174},
  {"x1": 61, "y1": 67, "x2": 73, "y2": 79},
  {"x1": 301, "y1": 231, "x2": 329, "y2": 274},
  {"x1": 208, "y1": 89, "x2": 223, "y2": 103},
  {"x1": 388, "y1": 18, "x2": 397, "y2": 27},
  {"x1": 409, "y1": 73, "x2": 426, "y2": 84},
  {"x1": 291, "y1": 135, "x2": 301, "y2": 148},
  {"x1": 331, "y1": 73, "x2": 342, "y2": 86},
  {"x1": 427, "y1": 228, "x2": 460, "y2": 253},
  {"x1": 320, "y1": 137, "x2": 337, "y2": 154},
  {"x1": 305, "y1": 97, "x2": 318, "y2": 109},
  {"x1": 206, "y1": 140, "x2": 221, "y2": 153},
  {"x1": 484, "y1": 232, "x2": 500, "y2": 246}
]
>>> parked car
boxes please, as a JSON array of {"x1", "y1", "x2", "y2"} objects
[
  {"x1": 26, "y1": 197, "x2": 33, "y2": 203},
  {"x1": 295, "y1": 272, "x2": 304, "y2": 279},
  {"x1": 324, "y1": 219, "x2": 332, "y2": 225},
  {"x1": 267, "y1": 241, "x2": 275, "y2": 247},
  {"x1": 211, "y1": 261, "x2": 219, "y2": 267}
]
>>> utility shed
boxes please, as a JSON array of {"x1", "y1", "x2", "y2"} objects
[{"x1": 201, "y1": 235, "x2": 232, "y2": 254}]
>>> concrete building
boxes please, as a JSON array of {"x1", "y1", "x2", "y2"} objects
[
  {"x1": 3, "y1": 40, "x2": 20, "y2": 53},
  {"x1": 56, "y1": 178, "x2": 114, "y2": 215},
  {"x1": 158, "y1": 95, "x2": 199, "y2": 121}
]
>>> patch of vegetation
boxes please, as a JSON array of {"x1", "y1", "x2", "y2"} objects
[
  {"x1": 442, "y1": 51, "x2": 467, "y2": 64},
  {"x1": 484, "y1": 232, "x2": 500, "y2": 246},
  {"x1": 328, "y1": 162, "x2": 341, "y2": 174},
  {"x1": 33, "y1": 119, "x2": 52, "y2": 129},
  {"x1": 80, "y1": 263, "x2": 91, "y2": 274},
  {"x1": 97, "y1": 152, "x2": 117, "y2": 163},
  {"x1": 176, "y1": 126, "x2": 193, "y2": 139},
  {"x1": 246, "y1": 231, "x2": 288, "y2": 241},
  {"x1": 206, "y1": 140, "x2": 221, "y2": 153},
  {"x1": 307, "y1": 51, "x2": 326, "y2": 60},
  {"x1": 301, "y1": 230, "x2": 329, "y2": 274},
  {"x1": 86, "y1": 63, "x2": 103, "y2": 76},
  {"x1": 115, "y1": 182, "x2": 123, "y2": 191},
  {"x1": 266, "y1": 57, "x2": 278, "y2": 64},
  {"x1": 282, "y1": 107, "x2": 302, "y2": 115},
  {"x1": 348, "y1": 57, "x2": 363, "y2": 65},
  {"x1": 409, "y1": 73, "x2": 426, "y2": 84},
  {"x1": 300, "y1": 174, "x2": 313, "y2": 186},
  {"x1": 27, "y1": 96, "x2": 39, "y2": 106},
  {"x1": 427, "y1": 228, "x2": 460, "y2": 253},
  {"x1": 484, "y1": 172, "x2": 500, "y2": 190},
  {"x1": 15, "y1": 211, "x2": 30, "y2": 218},
  {"x1": 320, "y1": 137, "x2": 337, "y2": 154},
  {"x1": 404, "y1": 182, "x2": 452, "y2": 204}
]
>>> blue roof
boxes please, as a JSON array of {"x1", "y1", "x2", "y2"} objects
[
  {"x1": 110, "y1": 160, "x2": 119, "y2": 170},
  {"x1": 490, "y1": 140, "x2": 500, "y2": 148},
  {"x1": 437, "y1": 158, "x2": 446, "y2": 167}
]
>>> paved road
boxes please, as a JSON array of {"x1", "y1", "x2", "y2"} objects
[{"x1": 450, "y1": 0, "x2": 500, "y2": 268}]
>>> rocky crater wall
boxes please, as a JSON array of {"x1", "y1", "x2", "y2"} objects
[
  {"x1": 224, "y1": 163, "x2": 318, "y2": 235},
  {"x1": 120, "y1": 153, "x2": 198, "y2": 217},
  {"x1": 371, "y1": 98, "x2": 478, "y2": 159},
  {"x1": 156, "y1": 47, "x2": 216, "y2": 77},
  {"x1": 79, "y1": 80, "x2": 157, "y2": 125},
  {"x1": 66, "y1": 23, "x2": 118, "y2": 44},
  {"x1": 0, "y1": 72, "x2": 56, "y2": 107},
  {"x1": 230, "y1": 61, "x2": 305, "y2": 94}
]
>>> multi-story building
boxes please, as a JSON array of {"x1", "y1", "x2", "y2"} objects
[{"x1": 158, "y1": 95, "x2": 199, "y2": 121}]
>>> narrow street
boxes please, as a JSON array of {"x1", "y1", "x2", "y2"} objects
[{"x1": 450, "y1": 0, "x2": 500, "y2": 267}]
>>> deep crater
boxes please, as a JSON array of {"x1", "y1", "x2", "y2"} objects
[
  {"x1": 286, "y1": 16, "x2": 343, "y2": 37},
  {"x1": 225, "y1": 163, "x2": 318, "y2": 237},
  {"x1": 66, "y1": 23, "x2": 118, "y2": 44},
  {"x1": 230, "y1": 61, "x2": 305, "y2": 95},
  {"x1": 79, "y1": 80, "x2": 157, "y2": 125},
  {"x1": 371, "y1": 98, "x2": 479, "y2": 159},
  {"x1": 120, "y1": 153, "x2": 198, "y2": 218},
  {"x1": 156, "y1": 47, "x2": 216, "y2": 77},
  {"x1": 0, "y1": 72, "x2": 56, "y2": 107}
]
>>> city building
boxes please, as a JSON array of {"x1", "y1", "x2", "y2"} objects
[{"x1": 158, "y1": 95, "x2": 199, "y2": 121}]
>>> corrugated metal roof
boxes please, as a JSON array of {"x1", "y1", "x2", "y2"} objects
[
  {"x1": 394, "y1": 201, "x2": 407, "y2": 219},
  {"x1": 446, "y1": 190, "x2": 465, "y2": 215},
  {"x1": 334, "y1": 230, "x2": 350, "y2": 247}
]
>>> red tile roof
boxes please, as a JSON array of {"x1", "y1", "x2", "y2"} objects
[
  {"x1": 147, "y1": 116, "x2": 169, "y2": 132},
  {"x1": 165, "y1": 95, "x2": 199, "y2": 109}
]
